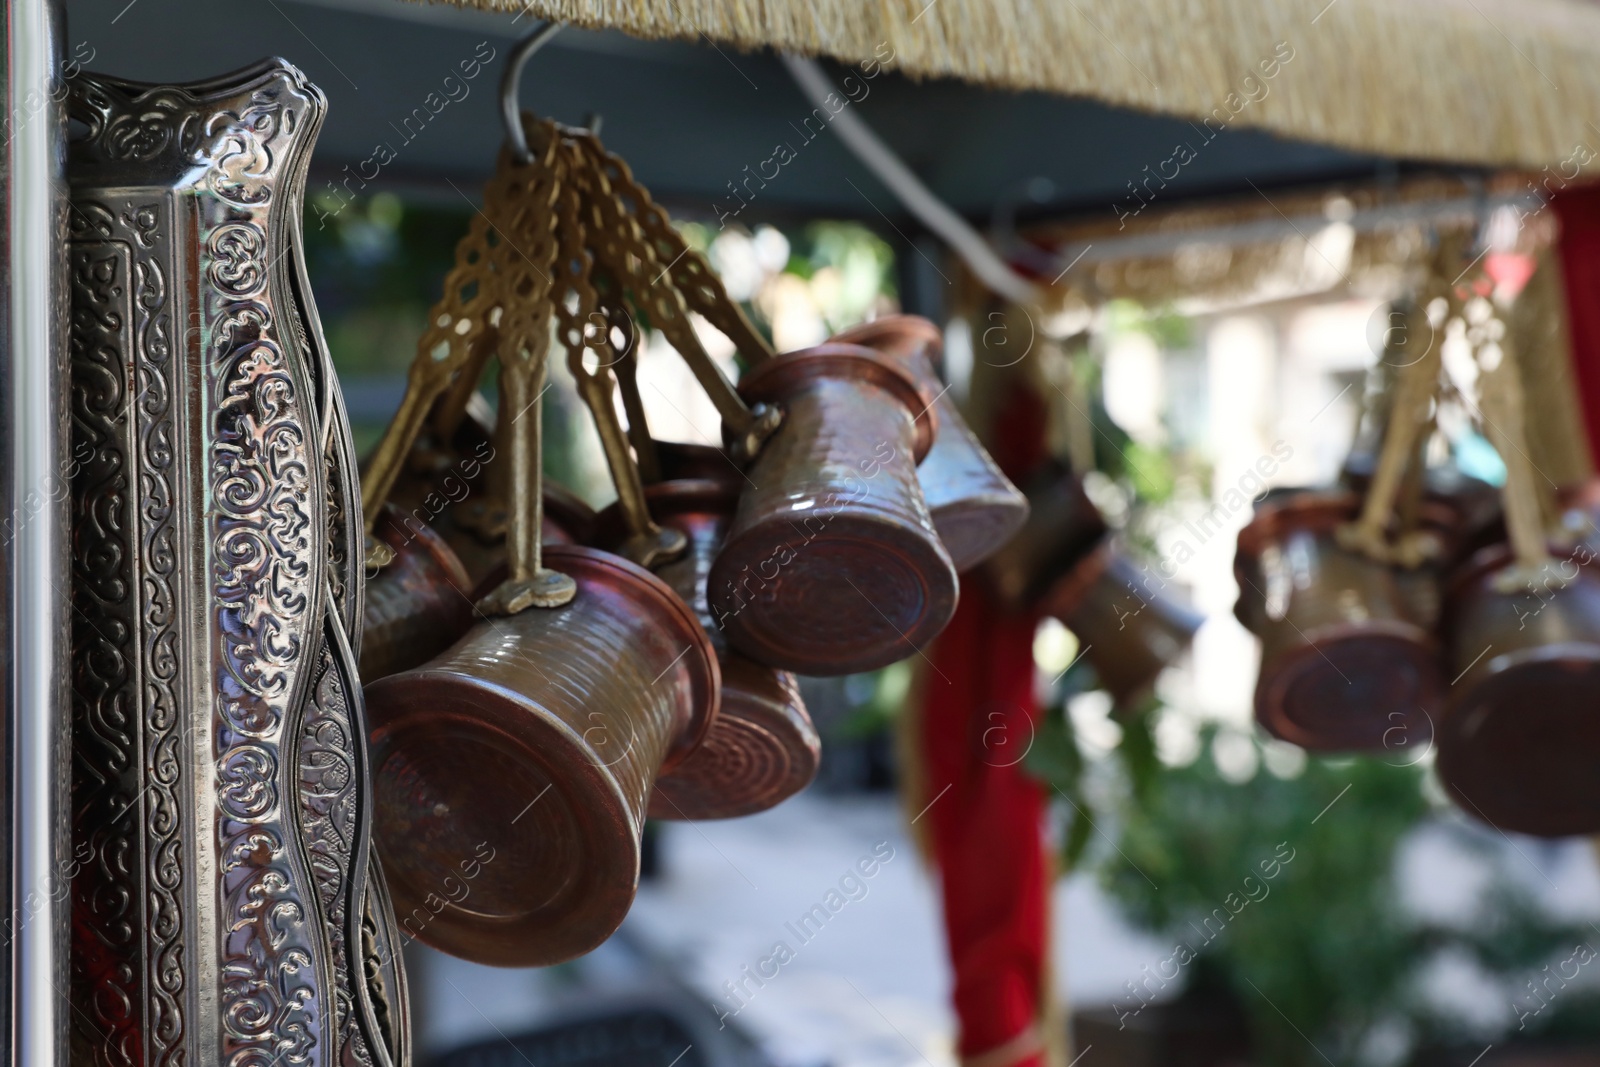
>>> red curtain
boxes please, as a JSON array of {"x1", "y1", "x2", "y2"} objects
[
  {"x1": 916, "y1": 380, "x2": 1055, "y2": 1067},
  {"x1": 1553, "y1": 183, "x2": 1600, "y2": 468}
]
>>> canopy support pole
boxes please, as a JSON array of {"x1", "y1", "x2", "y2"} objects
[{"x1": 4, "y1": 1, "x2": 70, "y2": 1063}]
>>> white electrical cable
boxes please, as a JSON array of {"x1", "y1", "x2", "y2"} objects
[{"x1": 781, "y1": 54, "x2": 1044, "y2": 306}]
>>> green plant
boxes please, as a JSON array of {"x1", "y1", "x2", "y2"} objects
[
  {"x1": 1070, "y1": 723, "x2": 1600, "y2": 1066},
  {"x1": 1101, "y1": 729, "x2": 1429, "y2": 1066}
]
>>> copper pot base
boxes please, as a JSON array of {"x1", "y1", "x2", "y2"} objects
[
  {"x1": 715, "y1": 513, "x2": 956, "y2": 676},
  {"x1": 650, "y1": 660, "x2": 819, "y2": 820},
  {"x1": 1255, "y1": 621, "x2": 1439, "y2": 752},
  {"x1": 1436, "y1": 648, "x2": 1600, "y2": 837}
]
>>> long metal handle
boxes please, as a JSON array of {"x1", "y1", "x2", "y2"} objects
[{"x1": 6, "y1": 2, "x2": 69, "y2": 1063}]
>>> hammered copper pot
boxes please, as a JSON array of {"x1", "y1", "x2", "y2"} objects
[
  {"x1": 1235, "y1": 491, "x2": 1441, "y2": 752},
  {"x1": 1436, "y1": 544, "x2": 1600, "y2": 837},
  {"x1": 831, "y1": 315, "x2": 1029, "y2": 570},
  {"x1": 361, "y1": 503, "x2": 477, "y2": 682},
  {"x1": 709, "y1": 342, "x2": 959, "y2": 675},
  {"x1": 983, "y1": 468, "x2": 1109, "y2": 612},
  {"x1": 364, "y1": 544, "x2": 719, "y2": 966},
  {"x1": 602, "y1": 480, "x2": 820, "y2": 819},
  {"x1": 1043, "y1": 541, "x2": 1203, "y2": 708}
]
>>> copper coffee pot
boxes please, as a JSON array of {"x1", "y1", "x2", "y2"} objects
[
  {"x1": 1235, "y1": 491, "x2": 1441, "y2": 751},
  {"x1": 361, "y1": 28, "x2": 838, "y2": 966},
  {"x1": 601, "y1": 480, "x2": 821, "y2": 819},
  {"x1": 831, "y1": 315, "x2": 1029, "y2": 571},
  {"x1": 984, "y1": 468, "x2": 1109, "y2": 611},
  {"x1": 361, "y1": 503, "x2": 477, "y2": 682},
  {"x1": 364, "y1": 545, "x2": 719, "y2": 965},
  {"x1": 1435, "y1": 544, "x2": 1600, "y2": 837},
  {"x1": 983, "y1": 469, "x2": 1196, "y2": 706},
  {"x1": 708, "y1": 342, "x2": 960, "y2": 675},
  {"x1": 1044, "y1": 541, "x2": 1203, "y2": 708}
]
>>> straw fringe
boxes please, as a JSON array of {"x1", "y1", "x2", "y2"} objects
[
  {"x1": 1513, "y1": 247, "x2": 1594, "y2": 490},
  {"x1": 419, "y1": 0, "x2": 1600, "y2": 170}
]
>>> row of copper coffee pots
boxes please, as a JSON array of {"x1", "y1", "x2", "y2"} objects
[
  {"x1": 1235, "y1": 467, "x2": 1600, "y2": 838},
  {"x1": 357, "y1": 316, "x2": 1033, "y2": 966}
]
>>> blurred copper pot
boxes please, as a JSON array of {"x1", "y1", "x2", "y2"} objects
[
  {"x1": 709, "y1": 343, "x2": 959, "y2": 675},
  {"x1": 1341, "y1": 455, "x2": 1503, "y2": 575},
  {"x1": 831, "y1": 315, "x2": 1029, "y2": 571},
  {"x1": 361, "y1": 503, "x2": 476, "y2": 682},
  {"x1": 1436, "y1": 544, "x2": 1600, "y2": 837},
  {"x1": 364, "y1": 545, "x2": 719, "y2": 966},
  {"x1": 655, "y1": 439, "x2": 747, "y2": 487},
  {"x1": 983, "y1": 468, "x2": 1109, "y2": 612},
  {"x1": 387, "y1": 399, "x2": 597, "y2": 589},
  {"x1": 654, "y1": 659, "x2": 816, "y2": 819},
  {"x1": 1044, "y1": 541, "x2": 1202, "y2": 708},
  {"x1": 602, "y1": 480, "x2": 821, "y2": 819},
  {"x1": 1235, "y1": 491, "x2": 1440, "y2": 752}
]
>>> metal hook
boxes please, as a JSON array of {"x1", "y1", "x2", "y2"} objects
[{"x1": 500, "y1": 20, "x2": 564, "y2": 163}]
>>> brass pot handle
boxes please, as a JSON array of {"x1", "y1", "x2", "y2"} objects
[
  {"x1": 606, "y1": 304, "x2": 663, "y2": 485},
  {"x1": 360, "y1": 122, "x2": 563, "y2": 571},
  {"x1": 556, "y1": 148, "x2": 685, "y2": 569},
  {"x1": 573, "y1": 134, "x2": 781, "y2": 462}
]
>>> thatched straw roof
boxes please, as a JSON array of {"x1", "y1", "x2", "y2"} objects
[{"x1": 417, "y1": 0, "x2": 1600, "y2": 171}]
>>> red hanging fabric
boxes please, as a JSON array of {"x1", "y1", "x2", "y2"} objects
[
  {"x1": 916, "y1": 378, "x2": 1055, "y2": 1067},
  {"x1": 1552, "y1": 183, "x2": 1600, "y2": 468}
]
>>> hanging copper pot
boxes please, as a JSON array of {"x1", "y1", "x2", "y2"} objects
[
  {"x1": 364, "y1": 544, "x2": 719, "y2": 966},
  {"x1": 831, "y1": 315, "x2": 1029, "y2": 570},
  {"x1": 709, "y1": 342, "x2": 959, "y2": 675},
  {"x1": 1340, "y1": 455, "x2": 1504, "y2": 576},
  {"x1": 1436, "y1": 544, "x2": 1600, "y2": 837},
  {"x1": 1043, "y1": 541, "x2": 1203, "y2": 708},
  {"x1": 655, "y1": 439, "x2": 748, "y2": 487},
  {"x1": 601, "y1": 480, "x2": 820, "y2": 819},
  {"x1": 1235, "y1": 491, "x2": 1441, "y2": 752},
  {"x1": 387, "y1": 399, "x2": 598, "y2": 590},
  {"x1": 983, "y1": 468, "x2": 1109, "y2": 612},
  {"x1": 361, "y1": 503, "x2": 477, "y2": 682}
]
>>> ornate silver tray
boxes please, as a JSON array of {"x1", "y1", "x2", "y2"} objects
[{"x1": 66, "y1": 59, "x2": 408, "y2": 1067}]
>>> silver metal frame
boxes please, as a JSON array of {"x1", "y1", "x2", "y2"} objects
[{"x1": 5, "y1": 0, "x2": 70, "y2": 1063}]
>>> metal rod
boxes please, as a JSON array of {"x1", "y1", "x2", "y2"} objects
[
  {"x1": 782, "y1": 53, "x2": 1043, "y2": 306},
  {"x1": 1032, "y1": 192, "x2": 1533, "y2": 273},
  {"x1": 6, "y1": 0, "x2": 69, "y2": 1063}
]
